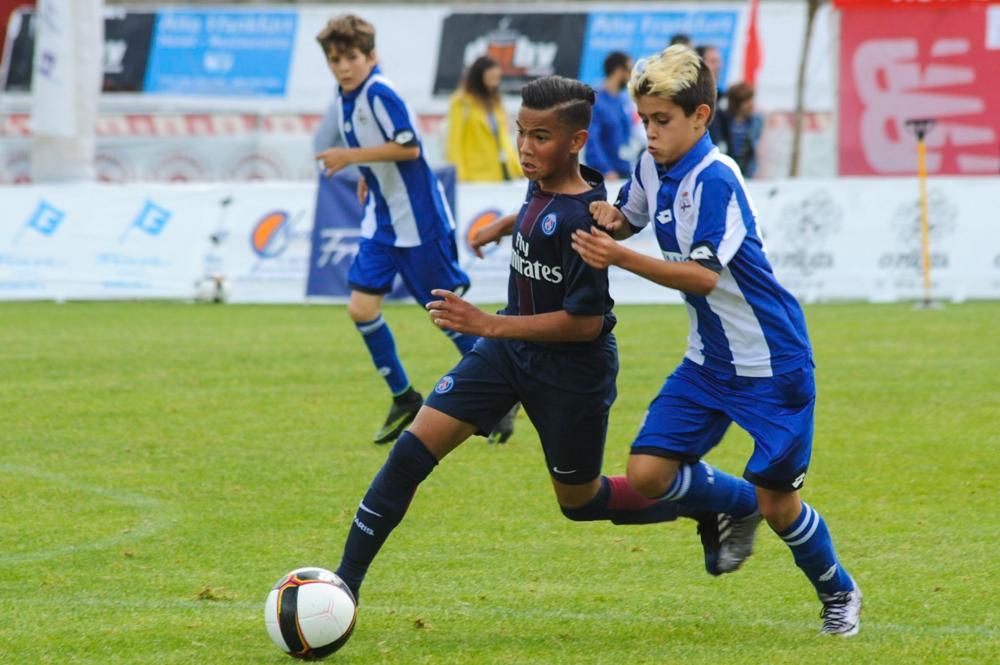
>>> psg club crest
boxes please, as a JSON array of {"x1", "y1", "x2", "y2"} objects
[
  {"x1": 540, "y1": 213, "x2": 558, "y2": 236},
  {"x1": 435, "y1": 375, "x2": 455, "y2": 394}
]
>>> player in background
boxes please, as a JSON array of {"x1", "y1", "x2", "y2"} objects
[
  {"x1": 571, "y1": 45, "x2": 863, "y2": 636},
  {"x1": 314, "y1": 15, "x2": 516, "y2": 444},
  {"x1": 333, "y1": 76, "x2": 752, "y2": 606},
  {"x1": 586, "y1": 51, "x2": 634, "y2": 181}
]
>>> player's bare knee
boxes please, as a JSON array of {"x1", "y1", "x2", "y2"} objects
[
  {"x1": 347, "y1": 300, "x2": 377, "y2": 322},
  {"x1": 552, "y1": 477, "x2": 601, "y2": 515},
  {"x1": 626, "y1": 456, "x2": 677, "y2": 498},
  {"x1": 757, "y1": 488, "x2": 801, "y2": 531}
]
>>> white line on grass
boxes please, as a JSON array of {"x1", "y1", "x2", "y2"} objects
[{"x1": 0, "y1": 464, "x2": 176, "y2": 565}]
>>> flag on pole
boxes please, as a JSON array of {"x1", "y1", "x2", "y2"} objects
[{"x1": 743, "y1": 0, "x2": 762, "y2": 85}]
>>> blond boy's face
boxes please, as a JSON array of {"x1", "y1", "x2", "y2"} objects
[
  {"x1": 327, "y1": 47, "x2": 376, "y2": 92},
  {"x1": 635, "y1": 94, "x2": 710, "y2": 166}
]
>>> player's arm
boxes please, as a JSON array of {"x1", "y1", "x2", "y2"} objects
[
  {"x1": 589, "y1": 202, "x2": 635, "y2": 240},
  {"x1": 469, "y1": 213, "x2": 517, "y2": 258},
  {"x1": 316, "y1": 141, "x2": 419, "y2": 177},
  {"x1": 571, "y1": 226, "x2": 720, "y2": 296},
  {"x1": 591, "y1": 164, "x2": 648, "y2": 239},
  {"x1": 427, "y1": 290, "x2": 604, "y2": 343}
]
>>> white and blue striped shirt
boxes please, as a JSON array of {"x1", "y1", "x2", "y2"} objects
[
  {"x1": 617, "y1": 133, "x2": 811, "y2": 377},
  {"x1": 338, "y1": 66, "x2": 455, "y2": 247}
]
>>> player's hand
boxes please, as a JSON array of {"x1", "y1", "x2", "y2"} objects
[
  {"x1": 316, "y1": 148, "x2": 355, "y2": 177},
  {"x1": 426, "y1": 289, "x2": 492, "y2": 336},
  {"x1": 571, "y1": 226, "x2": 622, "y2": 270},
  {"x1": 356, "y1": 178, "x2": 368, "y2": 206},
  {"x1": 588, "y1": 201, "x2": 627, "y2": 234}
]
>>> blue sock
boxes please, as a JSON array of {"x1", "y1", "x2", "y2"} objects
[
  {"x1": 355, "y1": 315, "x2": 409, "y2": 395},
  {"x1": 442, "y1": 328, "x2": 478, "y2": 355},
  {"x1": 560, "y1": 476, "x2": 685, "y2": 525},
  {"x1": 777, "y1": 502, "x2": 854, "y2": 597},
  {"x1": 661, "y1": 461, "x2": 757, "y2": 518},
  {"x1": 335, "y1": 432, "x2": 438, "y2": 599}
]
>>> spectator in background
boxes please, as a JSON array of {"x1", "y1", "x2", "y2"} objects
[
  {"x1": 725, "y1": 82, "x2": 764, "y2": 178},
  {"x1": 669, "y1": 33, "x2": 693, "y2": 48},
  {"x1": 446, "y1": 56, "x2": 522, "y2": 182},
  {"x1": 696, "y1": 45, "x2": 730, "y2": 152},
  {"x1": 586, "y1": 51, "x2": 634, "y2": 181}
]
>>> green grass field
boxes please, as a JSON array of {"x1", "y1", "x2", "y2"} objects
[{"x1": 1, "y1": 301, "x2": 997, "y2": 664}]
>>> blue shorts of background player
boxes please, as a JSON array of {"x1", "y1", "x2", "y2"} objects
[
  {"x1": 348, "y1": 235, "x2": 470, "y2": 307},
  {"x1": 632, "y1": 360, "x2": 815, "y2": 492}
]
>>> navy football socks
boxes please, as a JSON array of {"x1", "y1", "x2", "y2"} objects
[{"x1": 336, "y1": 432, "x2": 438, "y2": 599}]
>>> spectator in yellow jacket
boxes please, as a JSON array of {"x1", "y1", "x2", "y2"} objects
[{"x1": 446, "y1": 56, "x2": 522, "y2": 182}]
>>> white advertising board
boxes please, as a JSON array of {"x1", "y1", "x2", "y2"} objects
[{"x1": 1, "y1": 176, "x2": 997, "y2": 304}]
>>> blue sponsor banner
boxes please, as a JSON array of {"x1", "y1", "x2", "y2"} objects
[
  {"x1": 578, "y1": 10, "x2": 739, "y2": 88},
  {"x1": 306, "y1": 168, "x2": 457, "y2": 300},
  {"x1": 143, "y1": 9, "x2": 297, "y2": 97}
]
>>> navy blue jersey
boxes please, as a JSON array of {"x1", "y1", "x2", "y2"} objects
[{"x1": 500, "y1": 165, "x2": 616, "y2": 349}]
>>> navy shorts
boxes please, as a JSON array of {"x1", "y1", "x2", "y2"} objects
[
  {"x1": 425, "y1": 336, "x2": 619, "y2": 485},
  {"x1": 631, "y1": 359, "x2": 815, "y2": 492},
  {"x1": 348, "y1": 234, "x2": 470, "y2": 305}
]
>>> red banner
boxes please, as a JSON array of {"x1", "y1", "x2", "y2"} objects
[{"x1": 839, "y1": 5, "x2": 1000, "y2": 175}]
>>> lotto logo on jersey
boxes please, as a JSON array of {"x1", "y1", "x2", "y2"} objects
[
  {"x1": 540, "y1": 213, "x2": 558, "y2": 236},
  {"x1": 435, "y1": 375, "x2": 455, "y2": 394},
  {"x1": 657, "y1": 208, "x2": 674, "y2": 225}
]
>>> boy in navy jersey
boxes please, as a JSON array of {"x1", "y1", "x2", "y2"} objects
[
  {"x1": 572, "y1": 45, "x2": 862, "y2": 636},
  {"x1": 332, "y1": 76, "x2": 742, "y2": 613},
  {"x1": 315, "y1": 15, "x2": 517, "y2": 444}
]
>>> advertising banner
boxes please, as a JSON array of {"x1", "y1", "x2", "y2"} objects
[
  {"x1": 0, "y1": 185, "x2": 213, "y2": 300},
  {"x1": 206, "y1": 183, "x2": 316, "y2": 304},
  {"x1": 839, "y1": 5, "x2": 1000, "y2": 175},
  {"x1": 433, "y1": 13, "x2": 589, "y2": 96},
  {"x1": 753, "y1": 177, "x2": 1000, "y2": 302},
  {"x1": 1, "y1": 176, "x2": 999, "y2": 303},
  {"x1": 143, "y1": 9, "x2": 297, "y2": 97},
  {"x1": 2, "y1": 7, "x2": 155, "y2": 93},
  {"x1": 577, "y1": 9, "x2": 739, "y2": 87}
]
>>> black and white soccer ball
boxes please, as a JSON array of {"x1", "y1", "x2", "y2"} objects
[
  {"x1": 193, "y1": 274, "x2": 230, "y2": 303},
  {"x1": 264, "y1": 567, "x2": 357, "y2": 660}
]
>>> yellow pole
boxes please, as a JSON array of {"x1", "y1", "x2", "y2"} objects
[
  {"x1": 916, "y1": 136, "x2": 932, "y2": 306},
  {"x1": 906, "y1": 117, "x2": 936, "y2": 308}
]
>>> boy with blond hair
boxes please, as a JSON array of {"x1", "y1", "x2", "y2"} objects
[{"x1": 572, "y1": 45, "x2": 863, "y2": 636}]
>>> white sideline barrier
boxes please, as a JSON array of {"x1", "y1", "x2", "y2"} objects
[{"x1": 0, "y1": 177, "x2": 997, "y2": 303}]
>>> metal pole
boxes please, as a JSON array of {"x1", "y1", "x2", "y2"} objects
[{"x1": 905, "y1": 118, "x2": 936, "y2": 309}]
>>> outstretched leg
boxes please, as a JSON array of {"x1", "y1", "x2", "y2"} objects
[{"x1": 335, "y1": 407, "x2": 476, "y2": 599}]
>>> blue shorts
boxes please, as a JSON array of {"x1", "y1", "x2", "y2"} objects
[
  {"x1": 631, "y1": 359, "x2": 815, "y2": 492},
  {"x1": 348, "y1": 234, "x2": 470, "y2": 305},
  {"x1": 425, "y1": 336, "x2": 619, "y2": 485}
]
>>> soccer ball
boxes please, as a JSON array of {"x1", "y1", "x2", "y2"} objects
[
  {"x1": 264, "y1": 567, "x2": 357, "y2": 660},
  {"x1": 193, "y1": 274, "x2": 230, "y2": 303}
]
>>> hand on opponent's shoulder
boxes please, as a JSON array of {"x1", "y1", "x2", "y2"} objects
[{"x1": 588, "y1": 201, "x2": 630, "y2": 239}]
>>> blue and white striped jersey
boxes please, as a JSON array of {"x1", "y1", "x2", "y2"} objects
[
  {"x1": 617, "y1": 133, "x2": 811, "y2": 377},
  {"x1": 338, "y1": 66, "x2": 455, "y2": 247}
]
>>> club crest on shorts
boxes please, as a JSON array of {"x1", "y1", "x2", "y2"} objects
[
  {"x1": 540, "y1": 213, "x2": 558, "y2": 236},
  {"x1": 435, "y1": 375, "x2": 455, "y2": 394}
]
